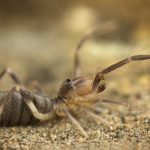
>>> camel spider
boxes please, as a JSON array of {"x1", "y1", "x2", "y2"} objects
[{"x1": 0, "y1": 22, "x2": 149, "y2": 138}]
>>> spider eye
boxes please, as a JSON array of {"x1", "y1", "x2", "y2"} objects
[{"x1": 66, "y1": 79, "x2": 71, "y2": 82}]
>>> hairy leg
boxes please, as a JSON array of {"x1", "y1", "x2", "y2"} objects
[
  {"x1": 91, "y1": 98, "x2": 143, "y2": 114},
  {"x1": 92, "y1": 55, "x2": 150, "y2": 92},
  {"x1": 62, "y1": 108, "x2": 88, "y2": 138},
  {"x1": 0, "y1": 68, "x2": 45, "y2": 94},
  {"x1": 0, "y1": 67, "x2": 22, "y2": 86}
]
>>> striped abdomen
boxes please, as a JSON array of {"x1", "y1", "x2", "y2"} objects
[{"x1": 0, "y1": 91, "x2": 54, "y2": 126}]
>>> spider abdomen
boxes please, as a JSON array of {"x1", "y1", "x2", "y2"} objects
[{"x1": 0, "y1": 91, "x2": 53, "y2": 126}]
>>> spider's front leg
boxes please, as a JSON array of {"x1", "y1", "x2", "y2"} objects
[
  {"x1": 90, "y1": 55, "x2": 150, "y2": 115},
  {"x1": 92, "y1": 55, "x2": 150, "y2": 92}
]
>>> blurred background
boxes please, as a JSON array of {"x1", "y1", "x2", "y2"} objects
[
  {"x1": 1, "y1": 1, "x2": 150, "y2": 148},
  {"x1": 0, "y1": 0, "x2": 150, "y2": 99}
]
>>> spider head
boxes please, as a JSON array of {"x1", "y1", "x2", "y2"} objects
[
  {"x1": 55, "y1": 77, "x2": 106, "y2": 117},
  {"x1": 58, "y1": 77, "x2": 105, "y2": 105},
  {"x1": 58, "y1": 78, "x2": 75, "y2": 98}
]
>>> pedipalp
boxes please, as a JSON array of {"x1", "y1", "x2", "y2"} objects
[{"x1": 92, "y1": 55, "x2": 150, "y2": 92}]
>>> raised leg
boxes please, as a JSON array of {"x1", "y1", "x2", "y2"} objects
[
  {"x1": 0, "y1": 85, "x2": 53, "y2": 120},
  {"x1": 74, "y1": 21, "x2": 117, "y2": 77},
  {"x1": 92, "y1": 55, "x2": 150, "y2": 92},
  {"x1": 0, "y1": 67, "x2": 22, "y2": 86}
]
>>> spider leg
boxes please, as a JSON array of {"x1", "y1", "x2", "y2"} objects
[
  {"x1": 74, "y1": 21, "x2": 117, "y2": 77},
  {"x1": 0, "y1": 85, "x2": 53, "y2": 120},
  {"x1": 77, "y1": 107, "x2": 114, "y2": 126},
  {"x1": 30, "y1": 81, "x2": 45, "y2": 95},
  {"x1": 0, "y1": 68, "x2": 45, "y2": 94},
  {"x1": 0, "y1": 86, "x2": 16, "y2": 114},
  {"x1": 91, "y1": 99, "x2": 143, "y2": 113},
  {"x1": 0, "y1": 67, "x2": 22, "y2": 86},
  {"x1": 92, "y1": 55, "x2": 150, "y2": 92},
  {"x1": 62, "y1": 108, "x2": 88, "y2": 138}
]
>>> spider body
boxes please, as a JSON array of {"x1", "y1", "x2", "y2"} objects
[
  {"x1": 0, "y1": 75, "x2": 105, "y2": 128},
  {"x1": 0, "y1": 22, "x2": 150, "y2": 137}
]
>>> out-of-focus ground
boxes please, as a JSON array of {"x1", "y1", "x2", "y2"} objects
[{"x1": 0, "y1": 1, "x2": 150, "y2": 150}]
